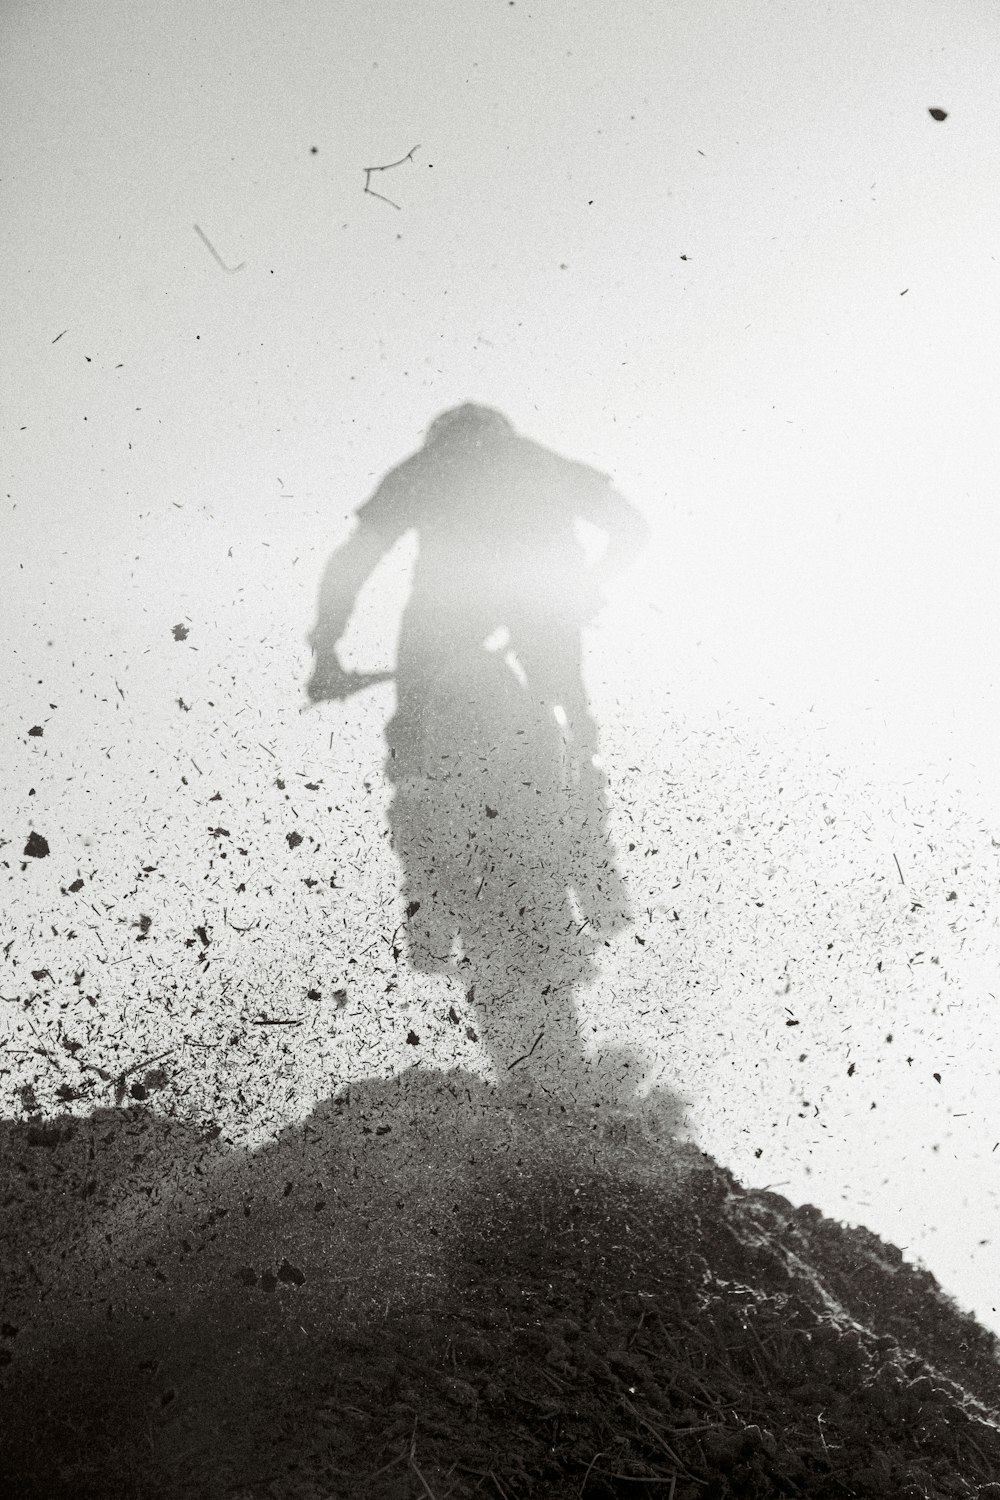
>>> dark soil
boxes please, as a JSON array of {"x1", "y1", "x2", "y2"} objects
[{"x1": 2, "y1": 1067, "x2": 998, "y2": 1499}]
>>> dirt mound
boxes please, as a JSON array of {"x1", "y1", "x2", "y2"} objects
[{"x1": 1, "y1": 1068, "x2": 998, "y2": 1498}]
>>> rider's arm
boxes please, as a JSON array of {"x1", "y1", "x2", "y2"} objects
[
  {"x1": 531, "y1": 444, "x2": 651, "y2": 577},
  {"x1": 307, "y1": 467, "x2": 413, "y2": 698}
]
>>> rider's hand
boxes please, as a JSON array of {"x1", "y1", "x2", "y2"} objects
[{"x1": 306, "y1": 648, "x2": 355, "y2": 703}]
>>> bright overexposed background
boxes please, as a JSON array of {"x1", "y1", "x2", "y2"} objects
[{"x1": 2, "y1": 0, "x2": 999, "y2": 1334}]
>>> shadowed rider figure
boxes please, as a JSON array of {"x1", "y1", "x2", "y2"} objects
[{"x1": 307, "y1": 403, "x2": 649, "y2": 1104}]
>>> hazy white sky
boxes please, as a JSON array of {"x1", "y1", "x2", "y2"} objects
[
  {"x1": 5, "y1": 0, "x2": 999, "y2": 783},
  {"x1": 3, "y1": 1, "x2": 1000, "y2": 1331}
]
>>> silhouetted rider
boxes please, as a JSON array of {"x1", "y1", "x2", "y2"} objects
[{"x1": 307, "y1": 404, "x2": 649, "y2": 1101}]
